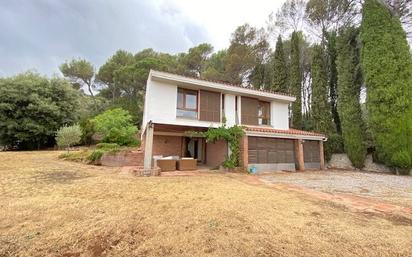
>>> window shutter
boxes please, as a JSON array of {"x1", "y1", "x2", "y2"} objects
[
  {"x1": 199, "y1": 90, "x2": 221, "y2": 122},
  {"x1": 241, "y1": 97, "x2": 259, "y2": 125}
]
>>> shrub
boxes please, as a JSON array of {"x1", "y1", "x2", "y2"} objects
[
  {"x1": 96, "y1": 143, "x2": 119, "y2": 150},
  {"x1": 87, "y1": 150, "x2": 105, "y2": 162},
  {"x1": 79, "y1": 119, "x2": 95, "y2": 146},
  {"x1": 391, "y1": 150, "x2": 412, "y2": 171},
  {"x1": 91, "y1": 108, "x2": 138, "y2": 146},
  {"x1": 325, "y1": 133, "x2": 344, "y2": 161},
  {"x1": 55, "y1": 125, "x2": 82, "y2": 151},
  {"x1": 58, "y1": 150, "x2": 89, "y2": 162}
]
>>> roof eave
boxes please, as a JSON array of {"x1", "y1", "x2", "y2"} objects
[
  {"x1": 149, "y1": 70, "x2": 296, "y2": 102},
  {"x1": 245, "y1": 131, "x2": 327, "y2": 141}
]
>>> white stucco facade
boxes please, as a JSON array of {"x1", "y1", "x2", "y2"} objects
[
  {"x1": 270, "y1": 101, "x2": 289, "y2": 130},
  {"x1": 142, "y1": 78, "x2": 221, "y2": 133},
  {"x1": 223, "y1": 94, "x2": 237, "y2": 127},
  {"x1": 142, "y1": 70, "x2": 296, "y2": 133}
]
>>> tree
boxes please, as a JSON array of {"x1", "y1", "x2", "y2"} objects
[
  {"x1": 385, "y1": 0, "x2": 412, "y2": 38},
  {"x1": 270, "y1": 0, "x2": 308, "y2": 37},
  {"x1": 96, "y1": 50, "x2": 135, "y2": 101},
  {"x1": 326, "y1": 31, "x2": 341, "y2": 133},
  {"x1": 203, "y1": 50, "x2": 228, "y2": 81},
  {"x1": 311, "y1": 44, "x2": 336, "y2": 159},
  {"x1": 91, "y1": 108, "x2": 138, "y2": 146},
  {"x1": 97, "y1": 48, "x2": 178, "y2": 124},
  {"x1": 290, "y1": 31, "x2": 303, "y2": 128},
  {"x1": 177, "y1": 43, "x2": 213, "y2": 77},
  {"x1": 272, "y1": 35, "x2": 289, "y2": 93},
  {"x1": 60, "y1": 58, "x2": 98, "y2": 98},
  {"x1": 0, "y1": 72, "x2": 79, "y2": 149},
  {"x1": 360, "y1": 0, "x2": 412, "y2": 169},
  {"x1": 305, "y1": 0, "x2": 360, "y2": 39},
  {"x1": 224, "y1": 24, "x2": 270, "y2": 86},
  {"x1": 56, "y1": 125, "x2": 82, "y2": 152},
  {"x1": 336, "y1": 27, "x2": 367, "y2": 168},
  {"x1": 311, "y1": 45, "x2": 334, "y2": 133}
]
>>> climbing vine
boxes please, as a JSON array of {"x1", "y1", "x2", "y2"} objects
[{"x1": 186, "y1": 125, "x2": 245, "y2": 168}]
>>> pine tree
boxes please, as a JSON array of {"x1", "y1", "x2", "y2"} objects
[
  {"x1": 311, "y1": 44, "x2": 336, "y2": 159},
  {"x1": 336, "y1": 27, "x2": 367, "y2": 168},
  {"x1": 361, "y1": 0, "x2": 412, "y2": 169},
  {"x1": 290, "y1": 31, "x2": 302, "y2": 128},
  {"x1": 272, "y1": 35, "x2": 288, "y2": 93}
]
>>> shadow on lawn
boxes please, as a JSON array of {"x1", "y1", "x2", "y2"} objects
[{"x1": 31, "y1": 170, "x2": 92, "y2": 184}]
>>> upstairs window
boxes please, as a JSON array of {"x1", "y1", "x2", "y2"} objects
[
  {"x1": 177, "y1": 88, "x2": 198, "y2": 119},
  {"x1": 258, "y1": 101, "x2": 270, "y2": 125}
]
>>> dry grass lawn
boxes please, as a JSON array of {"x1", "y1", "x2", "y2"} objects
[{"x1": 0, "y1": 151, "x2": 411, "y2": 257}]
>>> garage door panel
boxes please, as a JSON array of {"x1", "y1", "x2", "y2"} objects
[
  {"x1": 248, "y1": 137, "x2": 295, "y2": 164},
  {"x1": 267, "y1": 151, "x2": 277, "y2": 163},
  {"x1": 285, "y1": 151, "x2": 294, "y2": 163},
  {"x1": 257, "y1": 150, "x2": 267, "y2": 163},
  {"x1": 304, "y1": 140, "x2": 320, "y2": 163},
  {"x1": 248, "y1": 150, "x2": 257, "y2": 164}
]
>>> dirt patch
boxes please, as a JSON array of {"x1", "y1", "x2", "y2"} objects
[{"x1": 31, "y1": 170, "x2": 92, "y2": 184}]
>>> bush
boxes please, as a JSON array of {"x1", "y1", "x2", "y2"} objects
[
  {"x1": 87, "y1": 150, "x2": 105, "y2": 162},
  {"x1": 58, "y1": 150, "x2": 89, "y2": 162},
  {"x1": 325, "y1": 133, "x2": 344, "y2": 161},
  {"x1": 59, "y1": 148, "x2": 109, "y2": 164},
  {"x1": 91, "y1": 108, "x2": 138, "y2": 146},
  {"x1": 96, "y1": 143, "x2": 119, "y2": 150},
  {"x1": 391, "y1": 150, "x2": 412, "y2": 170},
  {"x1": 55, "y1": 125, "x2": 82, "y2": 151},
  {"x1": 79, "y1": 119, "x2": 95, "y2": 146}
]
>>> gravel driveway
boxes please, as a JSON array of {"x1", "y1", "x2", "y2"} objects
[{"x1": 260, "y1": 170, "x2": 412, "y2": 208}]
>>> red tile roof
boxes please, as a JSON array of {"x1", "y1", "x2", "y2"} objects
[
  {"x1": 151, "y1": 70, "x2": 295, "y2": 98},
  {"x1": 244, "y1": 126, "x2": 326, "y2": 138}
]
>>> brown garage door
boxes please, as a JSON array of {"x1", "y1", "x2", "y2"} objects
[
  {"x1": 248, "y1": 137, "x2": 295, "y2": 164},
  {"x1": 303, "y1": 140, "x2": 320, "y2": 163}
]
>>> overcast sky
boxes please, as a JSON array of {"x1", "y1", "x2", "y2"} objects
[{"x1": 0, "y1": 0, "x2": 285, "y2": 77}]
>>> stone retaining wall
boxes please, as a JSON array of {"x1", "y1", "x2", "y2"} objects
[
  {"x1": 100, "y1": 150, "x2": 144, "y2": 167},
  {"x1": 328, "y1": 153, "x2": 411, "y2": 175}
]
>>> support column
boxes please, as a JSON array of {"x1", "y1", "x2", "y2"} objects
[
  {"x1": 240, "y1": 135, "x2": 248, "y2": 170},
  {"x1": 143, "y1": 122, "x2": 154, "y2": 170},
  {"x1": 295, "y1": 139, "x2": 305, "y2": 171},
  {"x1": 319, "y1": 140, "x2": 325, "y2": 170}
]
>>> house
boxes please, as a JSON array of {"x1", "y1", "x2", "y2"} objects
[{"x1": 141, "y1": 70, "x2": 326, "y2": 173}]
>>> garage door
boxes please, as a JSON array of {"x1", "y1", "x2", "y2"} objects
[
  {"x1": 248, "y1": 137, "x2": 295, "y2": 164},
  {"x1": 303, "y1": 140, "x2": 320, "y2": 169}
]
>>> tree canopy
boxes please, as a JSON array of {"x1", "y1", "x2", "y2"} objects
[
  {"x1": 0, "y1": 72, "x2": 79, "y2": 149},
  {"x1": 361, "y1": 0, "x2": 412, "y2": 169}
]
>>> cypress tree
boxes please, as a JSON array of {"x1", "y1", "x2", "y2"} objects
[
  {"x1": 311, "y1": 44, "x2": 336, "y2": 159},
  {"x1": 272, "y1": 35, "x2": 288, "y2": 93},
  {"x1": 361, "y1": 0, "x2": 412, "y2": 169},
  {"x1": 326, "y1": 31, "x2": 341, "y2": 134},
  {"x1": 290, "y1": 31, "x2": 302, "y2": 128},
  {"x1": 336, "y1": 27, "x2": 367, "y2": 168}
]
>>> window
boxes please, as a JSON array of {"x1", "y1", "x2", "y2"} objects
[
  {"x1": 177, "y1": 88, "x2": 198, "y2": 119},
  {"x1": 258, "y1": 101, "x2": 270, "y2": 125}
]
